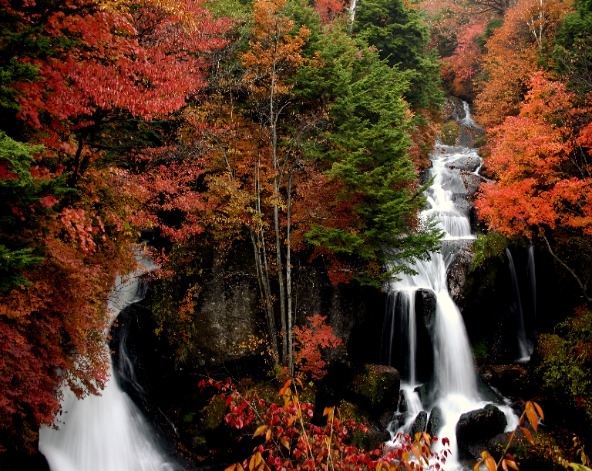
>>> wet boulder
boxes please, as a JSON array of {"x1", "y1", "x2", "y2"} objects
[
  {"x1": 411, "y1": 411, "x2": 428, "y2": 436},
  {"x1": 456, "y1": 404, "x2": 507, "y2": 457},
  {"x1": 427, "y1": 406, "x2": 444, "y2": 437},
  {"x1": 446, "y1": 154, "x2": 482, "y2": 173},
  {"x1": 456, "y1": 404, "x2": 507, "y2": 442}
]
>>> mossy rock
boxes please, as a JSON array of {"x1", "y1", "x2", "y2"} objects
[
  {"x1": 349, "y1": 364, "x2": 400, "y2": 416},
  {"x1": 440, "y1": 120, "x2": 461, "y2": 145}
]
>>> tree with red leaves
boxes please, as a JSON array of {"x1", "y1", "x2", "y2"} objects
[{"x1": 0, "y1": 0, "x2": 231, "y2": 454}]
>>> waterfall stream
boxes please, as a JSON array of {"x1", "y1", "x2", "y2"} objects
[
  {"x1": 385, "y1": 103, "x2": 517, "y2": 468},
  {"x1": 39, "y1": 253, "x2": 179, "y2": 471}
]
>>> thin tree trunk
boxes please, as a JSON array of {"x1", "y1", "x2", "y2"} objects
[
  {"x1": 542, "y1": 233, "x2": 592, "y2": 303},
  {"x1": 270, "y1": 33, "x2": 287, "y2": 364},
  {"x1": 286, "y1": 172, "x2": 294, "y2": 376},
  {"x1": 255, "y1": 153, "x2": 280, "y2": 362}
]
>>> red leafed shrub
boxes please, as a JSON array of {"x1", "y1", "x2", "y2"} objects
[
  {"x1": 198, "y1": 378, "x2": 450, "y2": 471},
  {"x1": 293, "y1": 314, "x2": 343, "y2": 380}
]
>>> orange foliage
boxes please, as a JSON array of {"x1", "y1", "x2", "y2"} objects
[
  {"x1": 474, "y1": 0, "x2": 573, "y2": 128},
  {"x1": 313, "y1": 0, "x2": 347, "y2": 24},
  {"x1": 292, "y1": 314, "x2": 343, "y2": 380},
  {"x1": 476, "y1": 72, "x2": 592, "y2": 237},
  {"x1": 241, "y1": 0, "x2": 310, "y2": 99},
  {"x1": 441, "y1": 20, "x2": 487, "y2": 99}
]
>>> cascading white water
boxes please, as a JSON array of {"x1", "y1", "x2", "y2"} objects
[
  {"x1": 385, "y1": 103, "x2": 517, "y2": 468},
  {"x1": 527, "y1": 243, "x2": 536, "y2": 324},
  {"x1": 39, "y1": 253, "x2": 179, "y2": 471},
  {"x1": 506, "y1": 249, "x2": 532, "y2": 362},
  {"x1": 506, "y1": 245, "x2": 536, "y2": 362}
]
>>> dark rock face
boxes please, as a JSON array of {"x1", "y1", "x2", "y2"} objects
[
  {"x1": 416, "y1": 288, "x2": 437, "y2": 335},
  {"x1": 456, "y1": 404, "x2": 507, "y2": 448},
  {"x1": 446, "y1": 243, "x2": 474, "y2": 306},
  {"x1": 445, "y1": 155, "x2": 482, "y2": 174},
  {"x1": 349, "y1": 364, "x2": 401, "y2": 414},
  {"x1": 411, "y1": 410, "x2": 428, "y2": 435},
  {"x1": 427, "y1": 406, "x2": 444, "y2": 437},
  {"x1": 182, "y1": 245, "x2": 386, "y2": 369},
  {"x1": 415, "y1": 289, "x2": 436, "y2": 383},
  {"x1": 479, "y1": 364, "x2": 532, "y2": 399},
  {"x1": 461, "y1": 173, "x2": 482, "y2": 199}
]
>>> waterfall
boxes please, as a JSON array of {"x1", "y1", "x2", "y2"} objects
[
  {"x1": 384, "y1": 102, "x2": 516, "y2": 468},
  {"x1": 527, "y1": 243, "x2": 537, "y2": 329},
  {"x1": 39, "y1": 252, "x2": 180, "y2": 471},
  {"x1": 506, "y1": 246, "x2": 536, "y2": 362}
]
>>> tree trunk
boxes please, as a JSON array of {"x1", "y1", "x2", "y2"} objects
[
  {"x1": 286, "y1": 173, "x2": 294, "y2": 376},
  {"x1": 542, "y1": 233, "x2": 592, "y2": 304}
]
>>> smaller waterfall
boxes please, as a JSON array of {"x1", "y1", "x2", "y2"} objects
[
  {"x1": 39, "y1": 253, "x2": 180, "y2": 471},
  {"x1": 506, "y1": 248, "x2": 535, "y2": 362},
  {"x1": 384, "y1": 290, "x2": 417, "y2": 384},
  {"x1": 527, "y1": 243, "x2": 537, "y2": 326}
]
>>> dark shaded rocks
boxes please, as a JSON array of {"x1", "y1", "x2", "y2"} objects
[
  {"x1": 411, "y1": 410, "x2": 428, "y2": 435},
  {"x1": 445, "y1": 155, "x2": 482, "y2": 173},
  {"x1": 349, "y1": 364, "x2": 401, "y2": 414},
  {"x1": 456, "y1": 404, "x2": 508, "y2": 459},
  {"x1": 416, "y1": 288, "x2": 437, "y2": 336},
  {"x1": 456, "y1": 404, "x2": 507, "y2": 443},
  {"x1": 446, "y1": 242, "x2": 474, "y2": 306},
  {"x1": 479, "y1": 364, "x2": 532, "y2": 399},
  {"x1": 427, "y1": 406, "x2": 444, "y2": 437}
]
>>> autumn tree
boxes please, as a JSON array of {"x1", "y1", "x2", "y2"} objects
[
  {"x1": 0, "y1": 0, "x2": 231, "y2": 454},
  {"x1": 474, "y1": 0, "x2": 572, "y2": 127},
  {"x1": 236, "y1": 0, "x2": 312, "y2": 369},
  {"x1": 476, "y1": 72, "x2": 592, "y2": 300}
]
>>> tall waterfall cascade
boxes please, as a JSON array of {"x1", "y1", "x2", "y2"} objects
[
  {"x1": 39, "y1": 252, "x2": 179, "y2": 471},
  {"x1": 384, "y1": 103, "x2": 517, "y2": 468}
]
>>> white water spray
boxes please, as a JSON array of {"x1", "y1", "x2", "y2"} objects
[{"x1": 39, "y1": 252, "x2": 178, "y2": 471}]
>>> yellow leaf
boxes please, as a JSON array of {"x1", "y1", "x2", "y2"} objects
[
  {"x1": 521, "y1": 426, "x2": 534, "y2": 445},
  {"x1": 532, "y1": 401, "x2": 544, "y2": 421},
  {"x1": 253, "y1": 425, "x2": 268, "y2": 438},
  {"x1": 525, "y1": 402, "x2": 539, "y2": 432},
  {"x1": 278, "y1": 379, "x2": 292, "y2": 397},
  {"x1": 323, "y1": 407, "x2": 334, "y2": 421},
  {"x1": 225, "y1": 465, "x2": 237, "y2": 471},
  {"x1": 249, "y1": 452, "x2": 263, "y2": 471},
  {"x1": 265, "y1": 428, "x2": 272, "y2": 443},
  {"x1": 507, "y1": 459, "x2": 519, "y2": 470},
  {"x1": 280, "y1": 436, "x2": 290, "y2": 450},
  {"x1": 474, "y1": 462, "x2": 481, "y2": 471},
  {"x1": 568, "y1": 464, "x2": 592, "y2": 471},
  {"x1": 485, "y1": 455, "x2": 497, "y2": 471}
]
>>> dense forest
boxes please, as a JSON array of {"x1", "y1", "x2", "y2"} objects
[{"x1": 0, "y1": 0, "x2": 591, "y2": 469}]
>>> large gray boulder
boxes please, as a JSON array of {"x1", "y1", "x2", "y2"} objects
[{"x1": 456, "y1": 404, "x2": 507, "y2": 444}]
